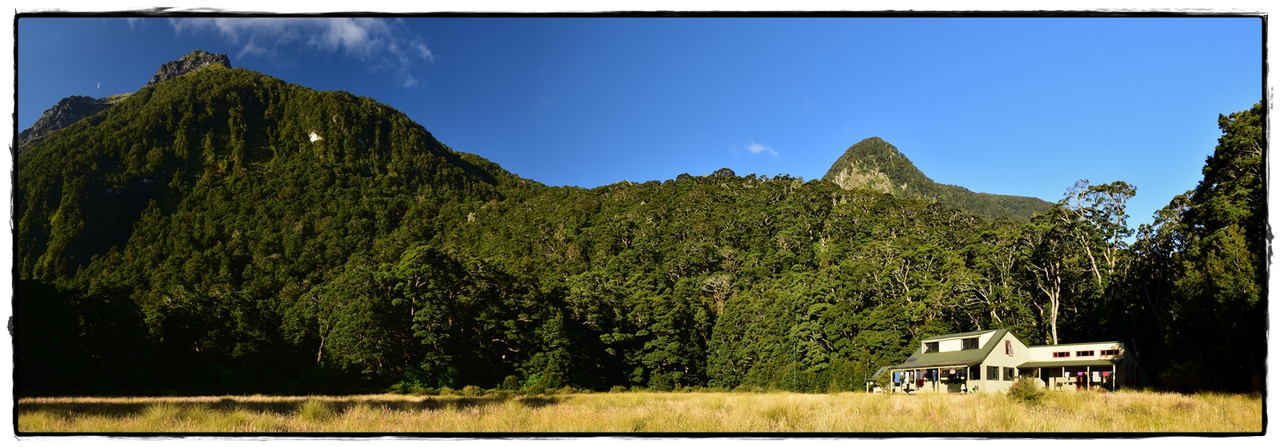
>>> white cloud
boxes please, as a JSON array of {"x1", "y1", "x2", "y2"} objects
[
  {"x1": 412, "y1": 41, "x2": 435, "y2": 63},
  {"x1": 236, "y1": 40, "x2": 268, "y2": 59},
  {"x1": 746, "y1": 142, "x2": 779, "y2": 158},
  {"x1": 169, "y1": 18, "x2": 434, "y2": 88}
]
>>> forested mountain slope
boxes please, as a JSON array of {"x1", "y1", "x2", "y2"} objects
[
  {"x1": 13, "y1": 52, "x2": 1265, "y2": 396},
  {"x1": 823, "y1": 137, "x2": 1053, "y2": 221}
]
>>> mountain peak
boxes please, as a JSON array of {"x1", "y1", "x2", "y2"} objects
[
  {"x1": 822, "y1": 136, "x2": 918, "y2": 195},
  {"x1": 20, "y1": 50, "x2": 233, "y2": 151},
  {"x1": 145, "y1": 49, "x2": 231, "y2": 87},
  {"x1": 823, "y1": 137, "x2": 1051, "y2": 221}
]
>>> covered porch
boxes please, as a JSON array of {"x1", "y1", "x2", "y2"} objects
[
  {"x1": 1018, "y1": 359, "x2": 1121, "y2": 392},
  {"x1": 887, "y1": 363, "x2": 979, "y2": 394}
]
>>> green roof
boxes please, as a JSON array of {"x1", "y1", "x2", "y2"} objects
[
  {"x1": 922, "y1": 329, "x2": 1001, "y2": 342},
  {"x1": 892, "y1": 329, "x2": 1010, "y2": 369}
]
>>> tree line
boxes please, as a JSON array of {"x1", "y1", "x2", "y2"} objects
[{"x1": 12, "y1": 66, "x2": 1265, "y2": 395}]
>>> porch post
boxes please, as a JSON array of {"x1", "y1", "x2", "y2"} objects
[{"x1": 1112, "y1": 364, "x2": 1116, "y2": 391}]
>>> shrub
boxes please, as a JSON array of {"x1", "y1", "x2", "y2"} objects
[
  {"x1": 523, "y1": 383, "x2": 547, "y2": 395},
  {"x1": 1007, "y1": 378, "x2": 1045, "y2": 405},
  {"x1": 387, "y1": 382, "x2": 411, "y2": 395},
  {"x1": 521, "y1": 371, "x2": 565, "y2": 395},
  {"x1": 501, "y1": 375, "x2": 521, "y2": 391},
  {"x1": 648, "y1": 373, "x2": 674, "y2": 391},
  {"x1": 461, "y1": 385, "x2": 484, "y2": 397},
  {"x1": 609, "y1": 385, "x2": 628, "y2": 393}
]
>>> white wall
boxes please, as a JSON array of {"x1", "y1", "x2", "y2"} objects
[
  {"x1": 930, "y1": 330, "x2": 998, "y2": 353},
  {"x1": 976, "y1": 332, "x2": 1029, "y2": 393},
  {"x1": 1027, "y1": 342, "x2": 1123, "y2": 362}
]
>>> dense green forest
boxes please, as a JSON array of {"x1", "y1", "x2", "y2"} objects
[{"x1": 13, "y1": 64, "x2": 1266, "y2": 396}]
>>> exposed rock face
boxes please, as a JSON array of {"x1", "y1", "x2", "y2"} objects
[
  {"x1": 145, "y1": 49, "x2": 231, "y2": 87},
  {"x1": 18, "y1": 95, "x2": 112, "y2": 148},
  {"x1": 19, "y1": 50, "x2": 232, "y2": 153},
  {"x1": 822, "y1": 137, "x2": 1053, "y2": 222},
  {"x1": 827, "y1": 161, "x2": 901, "y2": 195}
]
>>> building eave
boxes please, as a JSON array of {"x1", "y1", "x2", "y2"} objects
[
  {"x1": 1029, "y1": 341, "x2": 1126, "y2": 349},
  {"x1": 1019, "y1": 357, "x2": 1125, "y2": 369}
]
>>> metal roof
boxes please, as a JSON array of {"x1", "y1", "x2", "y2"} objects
[
  {"x1": 892, "y1": 329, "x2": 1010, "y2": 369},
  {"x1": 890, "y1": 329, "x2": 1133, "y2": 371},
  {"x1": 921, "y1": 329, "x2": 1001, "y2": 342}
]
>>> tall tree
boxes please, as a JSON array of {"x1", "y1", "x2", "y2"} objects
[
  {"x1": 1159, "y1": 103, "x2": 1266, "y2": 391},
  {"x1": 1060, "y1": 179, "x2": 1137, "y2": 290}
]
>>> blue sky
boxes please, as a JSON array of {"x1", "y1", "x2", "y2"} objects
[{"x1": 14, "y1": 16, "x2": 1263, "y2": 229}]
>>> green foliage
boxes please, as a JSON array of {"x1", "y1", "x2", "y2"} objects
[
  {"x1": 461, "y1": 385, "x2": 485, "y2": 397},
  {"x1": 1132, "y1": 103, "x2": 1265, "y2": 392},
  {"x1": 12, "y1": 62, "x2": 1262, "y2": 396},
  {"x1": 1006, "y1": 378, "x2": 1045, "y2": 405},
  {"x1": 501, "y1": 375, "x2": 521, "y2": 391}
]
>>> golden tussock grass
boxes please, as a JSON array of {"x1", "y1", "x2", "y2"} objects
[{"x1": 16, "y1": 390, "x2": 1262, "y2": 434}]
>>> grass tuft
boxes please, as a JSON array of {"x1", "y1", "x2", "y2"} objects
[{"x1": 297, "y1": 399, "x2": 336, "y2": 425}]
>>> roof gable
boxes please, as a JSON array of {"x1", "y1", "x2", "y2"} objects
[
  {"x1": 921, "y1": 329, "x2": 1001, "y2": 342},
  {"x1": 896, "y1": 329, "x2": 1011, "y2": 369}
]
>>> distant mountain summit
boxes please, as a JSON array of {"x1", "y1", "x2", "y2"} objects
[
  {"x1": 18, "y1": 50, "x2": 231, "y2": 151},
  {"x1": 145, "y1": 49, "x2": 231, "y2": 87},
  {"x1": 822, "y1": 137, "x2": 1052, "y2": 221}
]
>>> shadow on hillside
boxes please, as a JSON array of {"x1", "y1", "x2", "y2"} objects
[{"x1": 17, "y1": 394, "x2": 563, "y2": 420}]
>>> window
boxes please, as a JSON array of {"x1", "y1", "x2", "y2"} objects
[
  {"x1": 987, "y1": 365, "x2": 1000, "y2": 380},
  {"x1": 1005, "y1": 340, "x2": 1014, "y2": 356},
  {"x1": 962, "y1": 337, "x2": 979, "y2": 350},
  {"x1": 1100, "y1": 349, "x2": 1120, "y2": 356},
  {"x1": 1076, "y1": 350, "x2": 1095, "y2": 357},
  {"x1": 969, "y1": 365, "x2": 982, "y2": 380},
  {"x1": 1053, "y1": 351, "x2": 1070, "y2": 358},
  {"x1": 1004, "y1": 367, "x2": 1015, "y2": 381},
  {"x1": 924, "y1": 342, "x2": 939, "y2": 353}
]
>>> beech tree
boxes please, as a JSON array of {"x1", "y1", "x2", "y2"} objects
[{"x1": 1060, "y1": 179, "x2": 1137, "y2": 290}]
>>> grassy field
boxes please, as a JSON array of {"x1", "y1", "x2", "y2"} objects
[{"x1": 16, "y1": 390, "x2": 1262, "y2": 434}]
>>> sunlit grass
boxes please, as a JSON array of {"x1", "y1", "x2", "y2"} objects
[{"x1": 16, "y1": 390, "x2": 1262, "y2": 433}]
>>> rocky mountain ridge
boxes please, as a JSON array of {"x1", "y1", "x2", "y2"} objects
[
  {"x1": 145, "y1": 49, "x2": 231, "y2": 87},
  {"x1": 18, "y1": 50, "x2": 230, "y2": 151},
  {"x1": 17, "y1": 95, "x2": 113, "y2": 148}
]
